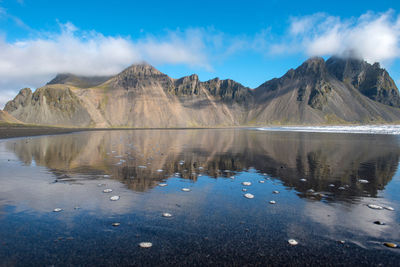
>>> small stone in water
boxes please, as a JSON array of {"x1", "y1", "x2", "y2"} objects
[
  {"x1": 306, "y1": 189, "x2": 315, "y2": 194},
  {"x1": 242, "y1": 182, "x2": 252, "y2": 186},
  {"x1": 112, "y1": 222, "x2": 120, "y2": 227},
  {"x1": 242, "y1": 188, "x2": 248, "y2": 192},
  {"x1": 139, "y1": 242, "x2": 153, "y2": 248},
  {"x1": 384, "y1": 206, "x2": 395, "y2": 211},
  {"x1": 384, "y1": 242, "x2": 398, "y2": 248},
  {"x1": 374, "y1": 221, "x2": 385, "y2": 225},
  {"x1": 338, "y1": 187, "x2": 345, "y2": 190},
  {"x1": 273, "y1": 190, "x2": 279, "y2": 194},
  {"x1": 269, "y1": 200, "x2": 276, "y2": 204},
  {"x1": 162, "y1": 213, "x2": 172, "y2": 218},
  {"x1": 358, "y1": 179, "x2": 369, "y2": 184},
  {"x1": 338, "y1": 240, "x2": 345, "y2": 244},
  {"x1": 230, "y1": 176, "x2": 235, "y2": 179},
  {"x1": 53, "y1": 208, "x2": 62, "y2": 212},
  {"x1": 97, "y1": 183, "x2": 106, "y2": 187},
  {"x1": 244, "y1": 193, "x2": 254, "y2": 199},
  {"x1": 181, "y1": 188, "x2": 191, "y2": 192},
  {"x1": 74, "y1": 206, "x2": 80, "y2": 210},
  {"x1": 288, "y1": 239, "x2": 298, "y2": 246},
  {"x1": 103, "y1": 189, "x2": 113, "y2": 193},
  {"x1": 259, "y1": 180, "x2": 265, "y2": 183},
  {"x1": 367, "y1": 204, "x2": 383, "y2": 210},
  {"x1": 110, "y1": 196, "x2": 120, "y2": 201},
  {"x1": 329, "y1": 184, "x2": 335, "y2": 187},
  {"x1": 300, "y1": 178, "x2": 307, "y2": 182},
  {"x1": 158, "y1": 183, "x2": 167, "y2": 187}
]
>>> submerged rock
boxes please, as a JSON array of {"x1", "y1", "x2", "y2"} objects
[
  {"x1": 110, "y1": 196, "x2": 120, "y2": 201},
  {"x1": 367, "y1": 204, "x2": 383, "y2": 210},
  {"x1": 112, "y1": 222, "x2": 120, "y2": 227},
  {"x1": 53, "y1": 208, "x2": 62, "y2": 212},
  {"x1": 181, "y1": 188, "x2": 191, "y2": 192},
  {"x1": 242, "y1": 188, "x2": 248, "y2": 192},
  {"x1": 139, "y1": 242, "x2": 153, "y2": 248},
  {"x1": 162, "y1": 213, "x2": 172, "y2": 218},
  {"x1": 103, "y1": 189, "x2": 113, "y2": 193},
  {"x1": 244, "y1": 193, "x2": 254, "y2": 199},
  {"x1": 269, "y1": 200, "x2": 276, "y2": 204},
  {"x1": 242, "y1": 182, "x2": 252, "y2": 186},
  {"x1": 384, "y1": 242, "x2": 398, "y2": 248},
  {"x1": 259, "y1": 180, "x2": 265, "y2": 183},
  {"x1": 288, "y1": 239, "x2": 298, "y2": 246}
]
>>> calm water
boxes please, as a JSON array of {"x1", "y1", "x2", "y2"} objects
[{"x1": 0, "y1": 129, "x2": 400, "y2": 266}]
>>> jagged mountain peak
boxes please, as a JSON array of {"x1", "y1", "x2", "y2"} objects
[
  {"x1": 326, "y1": 56, "x2": 400, "y2": 107},
  {"x1": 117, "y1": 62, "x2": 164, "y2": 77}
]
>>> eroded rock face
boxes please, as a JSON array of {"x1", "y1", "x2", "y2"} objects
[
  {"x1": 326, "y1": 56, "x2": 400, "y2": 107},
  {"x1": 4, "y1": 57, "x2": 400, "y2": 127},
  {"x1": 4, "y1": 86, "x2": 92, "y2": 126}
]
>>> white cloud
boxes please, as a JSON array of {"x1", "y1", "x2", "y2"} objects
[
  {"x1": 0, "y1": 23, "x2": 218, "y2": 108},
  {"x1": 271, "y1": 10, "x2": 400, "y2": 64}
]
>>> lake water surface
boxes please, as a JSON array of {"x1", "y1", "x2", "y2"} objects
[{"x1": 0, "y1": 129, "x2": 400, "y2": 266}]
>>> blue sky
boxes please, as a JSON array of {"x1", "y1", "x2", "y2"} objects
[{"x1": 0, "y1": 0, "x2": 399, "y2": 107}]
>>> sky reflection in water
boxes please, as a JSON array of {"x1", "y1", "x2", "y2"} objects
[{"x1": 0, "y1": 129, "x2": 399, "y2": 265}]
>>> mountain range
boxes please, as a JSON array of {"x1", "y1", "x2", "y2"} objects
[{"x1": 2, "y1": 56, "x2": 400, "y2": 127}]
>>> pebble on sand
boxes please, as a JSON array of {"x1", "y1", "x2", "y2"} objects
[
  {"x1": 158, "y1": 183, "x2": 168, "y2": 187},
  {"x1": 181, "y1": 188, "x2": 191, "y2": 192},
  {"x1": 139, "y1": 242, "x2": 153, "y2": 248},
  {"x1": 110, "y1": 196, "x2": 120, "y2": 201},
  {"x1": 384, "y1": 242, "x2": 398, "y2": 248},
  {"x1": 103, "y1": 189, "x2": 113, "y2": 193},
  {"x1": 384, "y1": 206, "x2": 395, "y2": 211},
  {"x1": 242, "y1": 182, "x2": 252, "y2": 186},
  {"x1": 269, "y1": 200, "x2": 276, "y2": 204},
  {"x1": 162, "y1": 213, "x2": 172, "y2": 218},
  {"x1": 367, "y1": 204, "x2": 383, "y2": 210},
  {"x1": 53, "y1": 208, "x2": 62, "y2": 212},
  {"x1": 244, "y1": 193, "x2": 254, "y2": 199},
  {"x1": 288, "y1": 239, "x2": 298, "y2": 246},
  {"x1": 112, "y1": 222, "x2": 120, "y2": 227}
]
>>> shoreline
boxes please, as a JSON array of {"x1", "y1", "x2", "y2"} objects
[{"x1": 1, "y1": 123, "x2": 400, "y2": 140}]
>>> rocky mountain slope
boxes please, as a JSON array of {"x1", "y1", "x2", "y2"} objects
[
  {"x1": 0, "y1": 110, "x2": 22, "y2": 124},
  {"x1": 4, "y1": 56, "x2": 400, "y2": 127}
]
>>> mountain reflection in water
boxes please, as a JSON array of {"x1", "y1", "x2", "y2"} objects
[
  {"x1": 6, "y1": 129, "x2": 400, "y2": 199},
  {"x1": 1, "y1": 129, "x2": 400, "y2": 266}
]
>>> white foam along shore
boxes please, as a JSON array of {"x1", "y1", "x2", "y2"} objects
[{"x1": 256, "y1": 125, "x2": 400, "y2": 135}]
